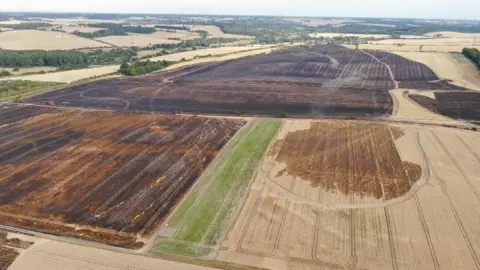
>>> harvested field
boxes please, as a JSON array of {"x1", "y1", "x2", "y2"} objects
[
  {"x1": 0, "y1": 30, "x2": 110, "y2": 50},
  {"x1": 148, "y1": 30, "x2": 200, "y2": 40},
  {"x1": 344, "y1": 43, "x2": 480, "y2": 53},
  {"x1": 0, "y1": 246, "x2": 18, "y2": 269},
  {"x1": 218, "y1": 119, "x2": 480, "y2": 270},
  {"x1": 147, "y1": 46, "x2": 267, "y2": 62},
  {"x1": 285, "y1": 19, "x2": 360, "y2": 27},
  {"x1": 24, "y1": 45, "x2": 457, "y2": 117},
  {"x1": 0, "y1": 104, "x2": 244, "y2": 248},
  {"x1": 392, "y1": 52, "x2": 480, "y2": 90},
  {"x1": 0, "y1": 65, "x2": 119, "y2": 83},
  {"x1": 409, "y1": 92, "x2": 480, "y2": 123},
  {"x1": 59, "y1": 25, "x2": 106, "y2": 33},
  {"x1": 1, "y1": 66, "x2": 57, "y2": 75},
  {"x1": 94, "y1": 35, "x2": 181, "y2": 47},
  {"x1": 187, "y1": 25, "x2": 253, "y2": 39},
  {"x1": 9, "y1": 239, "x2": 219, "y2": 270},
  {"x1": 310, "y1": 32, "x2": 392, "y2": 39}
]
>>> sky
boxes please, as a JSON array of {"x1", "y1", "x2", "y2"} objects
[{"x1": 1, "y1": 0, "x2": 480, "y2": 21}]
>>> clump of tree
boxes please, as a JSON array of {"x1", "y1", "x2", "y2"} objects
[
  {"x1": 0, "y1": 70, "x2": 11, "y2": 77},
  {"x1": 74, "y1": 23, "x2": 156, "y2": 38},
  {"x1": 0, "y1": 22, "x2": 52, "y2": 30},
  {"x1": 462, "y1": 48, "x2": 480, "y2": 69},
  {"x1": 155, "y1": 25, "x2": 188, "y2": 31},
  {"x1": 119, "y1": 60, "x2": 175, "y2": 76},
  {"x1": 0, "y1": 48, "x2": 138, "y2": 68}
]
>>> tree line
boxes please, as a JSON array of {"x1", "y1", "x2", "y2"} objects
[
  {"x1": 462, "y1": 48, "x2": 480, "y2": 69},
  {"x1": 0, "y1": 22, "x2": 52, "y2": 30},
  {"x1": 0, "y1": 48, "x2": 138, "y2": 68},
  {"x1": 119, "y1": 60, "x2": 175, "y2": 76},
  {"x1": 74, "y1": 23, "x2": 156, "y2": 38}
]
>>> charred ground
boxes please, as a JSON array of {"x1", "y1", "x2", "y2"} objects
[
  {"x1": 25, "y1": 45, "x2": 460, "y2": 118},
  {"x1": 0, "y1": 104, "x2": 244, "y2": 247}
]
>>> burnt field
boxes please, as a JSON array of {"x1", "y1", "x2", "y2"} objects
[
  {"x1": 409, "y1": 92, "x2": 480, "y2": 124},
  {"x1": 25, "y1": 45, "x2": 460, "y2": 117},
  {"x1": 0, "y1": 104, "x2": 244, "y2": 248}
]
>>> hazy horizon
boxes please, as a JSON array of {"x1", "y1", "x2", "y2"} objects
[{"x1": 1, "y1": 0, "x2": 479, "y2": 21}]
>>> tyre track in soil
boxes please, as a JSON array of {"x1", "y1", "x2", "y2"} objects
[
  {"x1": 166, "y1": 121, "x2": 259, "y2": 243},
  {"x1": 235, "y1": 121, "x2": 289, "y2": 254},
  {"x1": 67, "y1": 120, "x2": 197, "y2": 224},
  {"x1": 0, "y1": 107, "x2": 70, "y2": 140},
  {"x1": 88, "y1": 119, "x2": 212, "y2": 223},
  {"x1": 136, "y1": 121, "x2": 235, "y2": 236},
  {"x1": 0, "y1": 110, "x2": 107, "y2": 166},
  {"x1": 0, "y1": 111, "x2": 111, "y2": 182},
  {"x1": 26, "y1": 249, "x2": 150, "y2": 270},
  {"x1": 431, "y1": 132, "x2": 480, "y2": 203},
  {"x1": 399, "y1": 131, "x2": 440, "y2": 270},
  {"x1": 0, "y1": 109, "x2": 81, "y2": 149},
  {"x1": 455, "y1": 134, "x2": 480, "y2": 167},
  {"x1": 0, "y1": 115, "x2": 158, "y2": 239},
  {"x1": 239, "y1": 121, "x2": 300, "y2": 256},
  {"x1": 220, "y1": 120, "x2": 286, "y2": 254},
  {"x1": 68, "y1": 118, "x2": 195, "y2": 217},
  {"x1": 419, "y1": 133, "x2": 480, "y2": 269},
  {"x1": 80, "y1": 88, "x2": 131, "y2": 110},
  {"x1": 359, "y1": 50, "x2": 399, "y2": 89}
]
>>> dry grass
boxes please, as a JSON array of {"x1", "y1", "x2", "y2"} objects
[
  {"x1": 0, "y1": 30, "x2": 110, "y2": 50},
  {"x1": 1, "y1": 66, "x2": 57, "y2": 75},
  {"x1": 0, "y1": 65, "x2": 119, "y2": 83},
  {"x1": 95, "y1": 34, "x2": 181, "y2": 47},
  {"x1": 425, "y1": 31, "x2": 480, "y2": 38}
]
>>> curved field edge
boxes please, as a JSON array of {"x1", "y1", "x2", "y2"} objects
[{"x1": 151, "y1": 118, "x2": 282, "y2": 256}]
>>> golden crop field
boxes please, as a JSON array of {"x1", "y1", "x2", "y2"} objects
[{"x1": 0, "y1": 30, "x2": 110, "y2": 50}]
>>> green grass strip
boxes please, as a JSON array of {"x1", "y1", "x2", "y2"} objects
[{"x1": 152, "y1": 118, "x2": 282, "y2": 256}]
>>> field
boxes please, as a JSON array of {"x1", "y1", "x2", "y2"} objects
[
  {"x1": 218, "y1": 119, "x2": 480, "y2": 269},
  {"x1": 0, "y1": 231, "x2": 33, "y2": 269},
  {"x1": 59, "y1": 25, "x2": 106, "y2": 33},
  {"x1": 0, "y1": 30, "x2": 110, "y2": 50},
  {"x1": 24, "y1": 45, "x2": 457, "y2": 117},
  {"x1": 0, "y1": 65, "x2": 119, "y2": 83},
  {"x1": 392, "y1": 52, "x2": 480, "y2": 90},
  {"x1": 94, "y1": 35, "x2": 181, "y2": 47},
  {"x1": 187, "y1": 25, "x2": 254, "y2": 39},
  {"x1": 310, "y1": 32, "x2": 392, "y2": 39},
  {"x1": 1, "y1": 66, "x2": 58, "y2": 75},
  {"x1": 285, "y1": 18, "x2": 360, "y2": 27},
  {"x1": 0, "y1": 104, "x2": 244, "y2": 247},
  {"x1": 147, "y1": 46, "x2": 269, "y2": 62},
  {"x1": 344, "y1": 43, "x2": 480, "y2": 53},
  {"x1": 153, "y1": 119, "x2": 281, "y2": 256},
  {"x1": 409, "y1": 92, "x2": 480, "y2": 123}
]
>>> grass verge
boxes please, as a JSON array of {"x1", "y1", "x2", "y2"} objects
[
  {"x1": 152, "y1": 118, "x2": 281, "y2": 256},
  {"x1": 0, "y1": 80, "x2": 65, "y2": 101}
]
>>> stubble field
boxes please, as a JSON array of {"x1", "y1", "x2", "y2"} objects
[
  {"x1": 0, "y1": 30, "x2": 110, "y2": 50},
  {"x1": 218, "y1": 119, "x2": 480, "y2": 270},
  {"x1": 0, "y1": 104, "x2": 244, "y2": 248}
]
